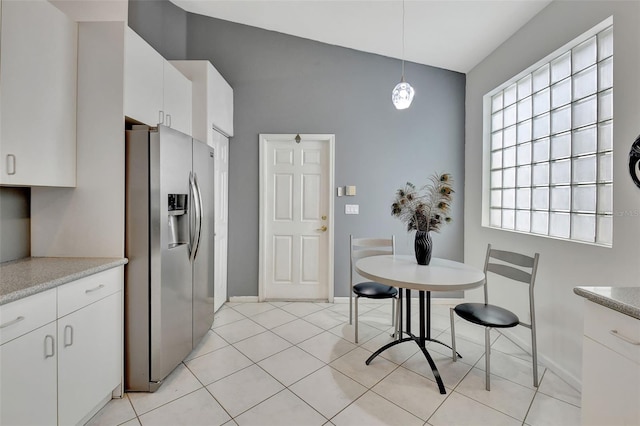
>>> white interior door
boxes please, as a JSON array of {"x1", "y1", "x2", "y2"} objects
[
  {"x1": 259, "y1": 134, "x2": 334, "y2": 301},
  {"x1": 212, "y1": 130, "x2": 229, "y2": 311}
]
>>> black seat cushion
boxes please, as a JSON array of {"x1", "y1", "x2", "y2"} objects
[
  {"x1": 353, "y1": 282, "x2": 397, "y2": 299},
  {"x1": 454, "y1": 303, "x2": 519, "y2": 328}
]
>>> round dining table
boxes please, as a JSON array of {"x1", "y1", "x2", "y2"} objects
[{"x1": 355, "y1": 255, "x2": 485, "y2": 394}]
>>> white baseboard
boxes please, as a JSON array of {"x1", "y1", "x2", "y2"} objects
[
  {"x1": 499, "y1": 329, "x2": 582, "y2": 392},
  {"x1": 228, "y1": 296, "x2": 259, "y2": 303}
]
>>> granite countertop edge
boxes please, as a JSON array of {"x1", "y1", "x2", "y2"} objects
[
  {"x1": 573, "y1": 286, "x2": 640, "y2": 320},
  {"x1": 1, "y1": 257, "x2": 128, "y2": 305}
]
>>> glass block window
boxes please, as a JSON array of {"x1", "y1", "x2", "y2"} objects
[{"x1": 486, "y1": 21, "x2": 613, "y2": 246}]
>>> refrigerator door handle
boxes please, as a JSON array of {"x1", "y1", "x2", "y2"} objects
[
  {"x1": 192, "y1": 173, "x2": 204, "y2": 261},
  {"x1": 188, "y1": 172, "x2": 202, "y2": 263},
  {"x1": 188, "y1": 172, "x2": 197, "y2": 262}
]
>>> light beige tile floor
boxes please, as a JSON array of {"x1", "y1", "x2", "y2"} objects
[{"x1": 87, "y1": 301, "x2": 581, "y2": 426}]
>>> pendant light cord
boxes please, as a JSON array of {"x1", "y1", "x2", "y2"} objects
[{"x1": 401, "y1": 0, "x2": 406, "y2": 81}]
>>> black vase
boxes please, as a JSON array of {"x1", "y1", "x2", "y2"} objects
[{"x1": 414, "y1": 231, "x2": 433, "y2": 265}]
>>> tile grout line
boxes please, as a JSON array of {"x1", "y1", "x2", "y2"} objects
[{"x1": 97, "y1": 302, "x2": 580, "y2": 426}]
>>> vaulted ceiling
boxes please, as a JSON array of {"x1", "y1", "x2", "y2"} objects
[{"x1": 171, "y1": 0, "x2": 553, "y2": 73}]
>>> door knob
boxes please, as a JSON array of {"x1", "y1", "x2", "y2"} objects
[{"x1": 316, "y1": 225, "x2": 327, "y2": 232}]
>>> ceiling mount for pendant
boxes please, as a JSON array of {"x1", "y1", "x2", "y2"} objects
[{"x1": 392, "y1": 0, "x2": 415, "y2": 110}]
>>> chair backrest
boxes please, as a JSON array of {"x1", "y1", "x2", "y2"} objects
[
  {"x1": 350, "y1": 235, "x2": 395, "y2": 286},
  {"x1": 482, "y1": 244, "x2": 540, "y2": 326}
]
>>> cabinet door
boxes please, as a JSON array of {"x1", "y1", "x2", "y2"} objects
[
  {"x1": 582, "y1": 336, "x2": 640, "y2": 426},
  {"x1": 0, "y1": 0, "x2": 77, "y2": 187},
  {"x1": 57, "y1": 292, "x2": 122, "y2": 426},
  {"x1": 163, "y1": 61, "x2": 192, "y2": 135},
  {"x1": 0, "y1": 322, "x2": 57, "y2": 426},
  {"x1": 207, "y1": 62, "x2": 234, "y2": 137},
  {"x1": 124, "y1": 27, "x2": 164, "y2": 126}
]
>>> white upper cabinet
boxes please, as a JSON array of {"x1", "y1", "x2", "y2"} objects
[
  {"x1": 0, "y1": 0, "x2": 77, "y2": 187},
  {"x1": 163, "y1": 61, "x2": 193, "y2": 135},
  {"x1": 124, "y1": 27, "x2": 164, "y2": 128},
  {"x1": 171, "y1": 60, "x2": 234, "y2": 140},
  {"x1": 124, "y1": 27, "x2": 192, "y2": 135}
]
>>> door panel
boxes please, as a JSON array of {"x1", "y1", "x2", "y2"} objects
[
  {"x1": 301, "y1": 236, "x2": 320, "y2": 282},
  {"x1": 274, "y1": 174, "x2": 294, "y2": 220},
  {"x1": 261, "y1": 134, "x2": 334, "y2": 301},
  {"x1": 273, "y1": 235, "x2": 293, "y2": 282},
  {"x1": 302, "y1": 173, "x2": 321, "y2": 220}
]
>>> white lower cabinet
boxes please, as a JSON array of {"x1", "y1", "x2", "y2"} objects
[
  {"x1": 0, "y1": 322, "x2": 57, "y2": 426},
  {"x1": 581, "y1": 300, "x2": 640, "y2": 426},
  {"x1": 0, "y1": 267, "x2": 123, "y2": 426},
  {"x1": 58, "y1": 291, "x2": 122, "y2": 425}
]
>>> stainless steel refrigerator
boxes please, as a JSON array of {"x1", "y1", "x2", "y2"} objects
[{"x1": 125, "y1": 124, "x2": 215, "y2": 392}]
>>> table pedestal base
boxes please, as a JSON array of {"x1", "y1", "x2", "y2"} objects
[{"x1": 365, "y1": 290, "x2": 462, "y2": 395}]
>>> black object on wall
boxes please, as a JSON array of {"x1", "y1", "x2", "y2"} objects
[{"x1": 630, "y1": 134, "x2": 640, "y2": 188}]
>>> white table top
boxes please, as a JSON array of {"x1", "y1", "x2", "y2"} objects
[{"x1": 355, "y1": 255, "x2": 485, "y2": 292}]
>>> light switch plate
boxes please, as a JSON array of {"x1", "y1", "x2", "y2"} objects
[
  {"x1": 337, "y1": 186, "x2": 344, "y2": 197},
  {"x1": 345, "y1": 204, "x2": 359, "y2": 215},
  {"x1": 345, "y1": 185, "x2": 357, "y2": 196}
]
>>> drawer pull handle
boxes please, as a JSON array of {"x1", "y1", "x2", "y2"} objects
[
  {"x1": 44, "y1": 335, "x2": 55, "y2": 358},
  {"x1": 0, "y1": 316, "x2": 25, "y2": 329},
  {"x1": 609, "y1": 330, "x2": 640, "y2": 346},
  {"x1": 85, "y1": 284, "x2": 105, "y2": 294},
  {"x1": 64, "y1": 325, "x2": 74, "y2": 347}
]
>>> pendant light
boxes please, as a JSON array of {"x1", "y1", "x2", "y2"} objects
[{"x1": 392, "y1": 0, "x2": 414, "y2": 110}]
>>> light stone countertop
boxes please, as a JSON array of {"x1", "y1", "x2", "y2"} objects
[
  {"x1": 0, "y1": 257, "x2": 128, "y2": 305},
  {"x1": 574, "y1": 286, "x2": 640, "y2": 320}
]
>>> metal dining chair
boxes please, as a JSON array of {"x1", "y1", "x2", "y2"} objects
[
  {"x1": 450, "y1": 244, "x2": 540, "y2": 390},
  {"x1": 349, "y1": 235, "x2": 398, "y2": 343}
]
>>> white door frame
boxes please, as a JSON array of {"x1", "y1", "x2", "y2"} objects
[{"x1": 258, "y1": 134, "x2": 335, "y2": 302}]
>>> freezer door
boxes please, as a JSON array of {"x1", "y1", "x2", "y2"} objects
[
  {"x1": 150, "y1": 125, "x2": 194, "y2": 384},
  {"x1": 192, "y1": 139, "x2": 215, "y2": 346}
]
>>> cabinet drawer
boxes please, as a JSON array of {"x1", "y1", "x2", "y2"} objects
[
  {"x1": 584, "y1": 300, "x2": 640, "y2": 365},
  {"x1": 0, "y1": 289, "x2": 56, "y2": 345},
  {"x1": 58, "y1": 267, "x2": 123, "y2": 317}
]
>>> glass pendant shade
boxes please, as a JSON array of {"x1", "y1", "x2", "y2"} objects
[
  {"x1": 392, "y1": 0, "x2": 414, "y2": 110},
  {"x1": 392, "y1": 79, "x2": 415, "y2": 110}
]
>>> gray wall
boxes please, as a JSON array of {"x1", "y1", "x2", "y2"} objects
[
  {"x1": 128, "y1": 0, "x2": 188, "y2": 60},
  {"x1": 0, "y1": 188, "x2": 30, "y2": 262},
  {"x1": 465, "y1": 0, "x2": 640, "y2": 388},
  {"x1": 129, "y1": 2, "x2": 466, "y2": 298}
]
